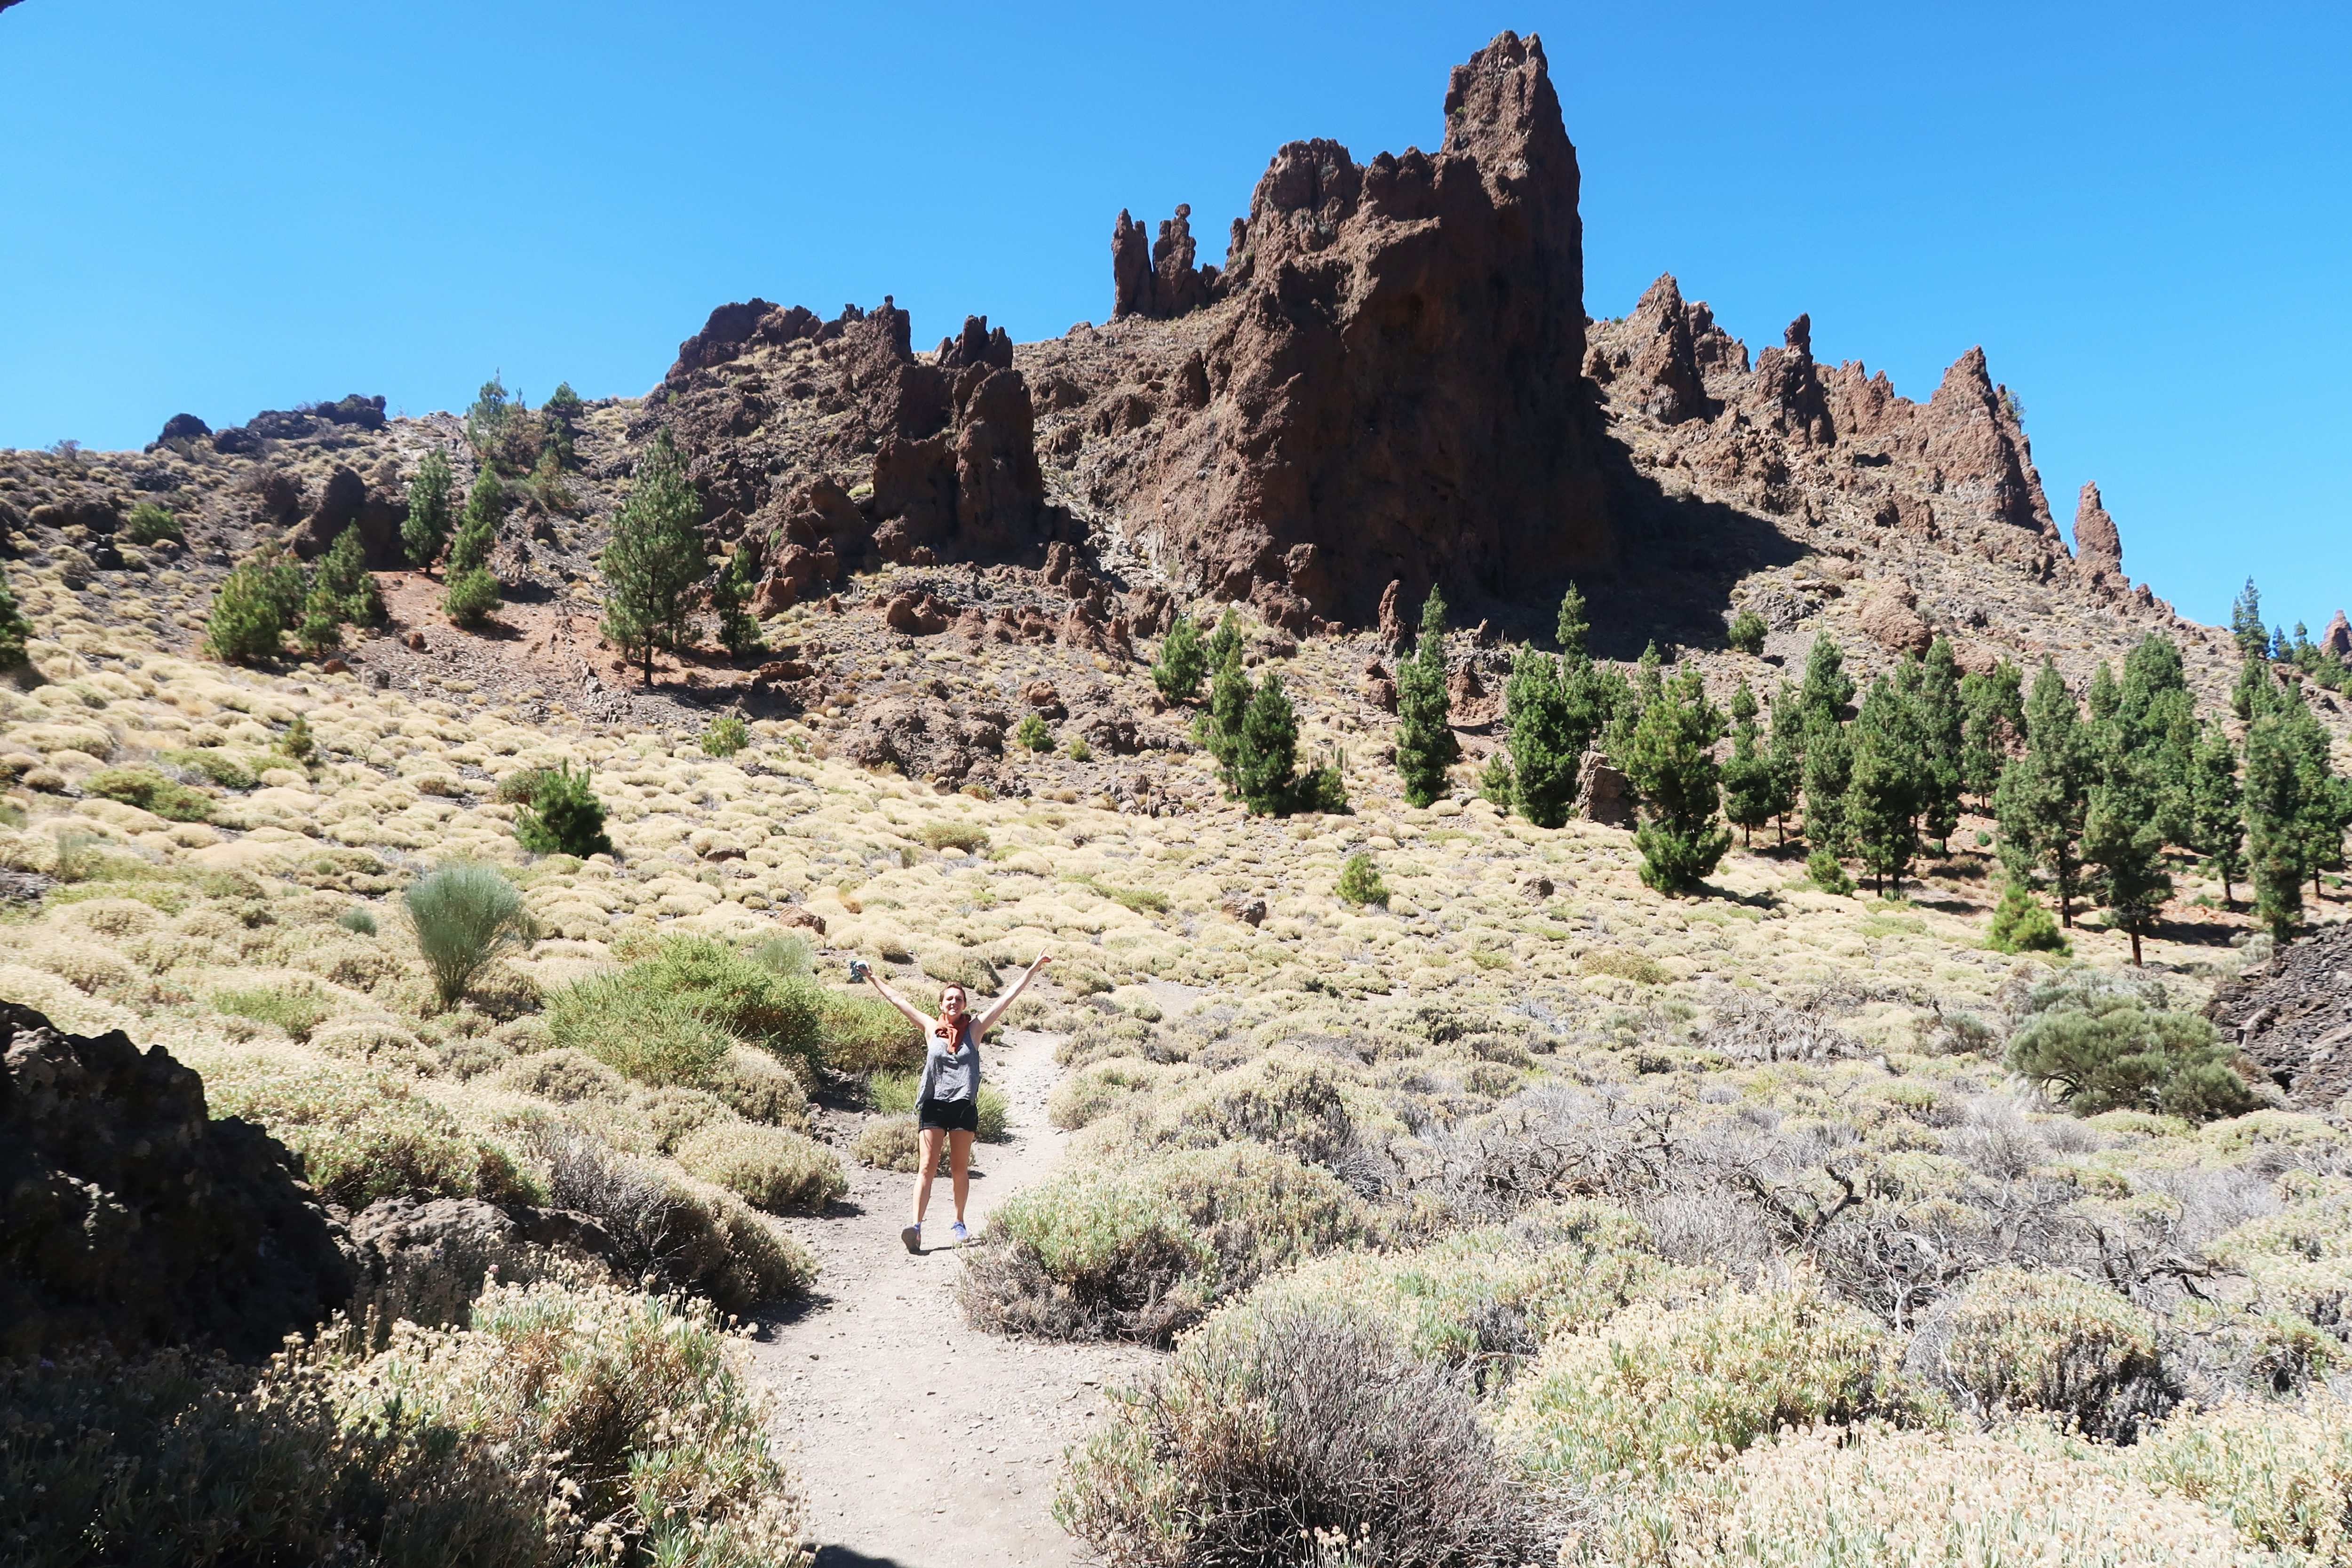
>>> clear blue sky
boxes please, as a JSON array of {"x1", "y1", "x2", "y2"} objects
[{"x1": 2, "y1": 1, "x2": 2344, "y2": 633}]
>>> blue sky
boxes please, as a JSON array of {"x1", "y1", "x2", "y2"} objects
[{"x1": 1, "y1": 1, "x2": 2344, "y2": 633}]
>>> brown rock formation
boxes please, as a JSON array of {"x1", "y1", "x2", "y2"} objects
[
  {"x1": 2071, "y1": 481, "x2": 2125, "y2": 596},
  {"x1": 1112, "y1": 31, "x2": 1609, "y2": 627},
  {"x1": 1, "y1": 1004, "x2": 352, "y2": 1358},
  {"x1": 1859, "y1": 580, "x2": 1932, "y2": 655},
  {"x1": 1624, "y1": 274, "x2": 1712, "y2": 425},
  {"x1": 2324, "y1": 611, "x2": 2351, "y2": 659},
  {"x1": 1112, "y1": 205, "x2": 1222, "y2": 320}
]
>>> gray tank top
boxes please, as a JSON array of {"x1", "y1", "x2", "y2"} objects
[{"x1": 917, "y1": 1019, "x2": 980, "y2": 1103}]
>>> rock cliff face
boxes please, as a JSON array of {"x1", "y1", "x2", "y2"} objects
[
  {"x1": 1105, "y1": 31, "x2": 1609, "y2": 629},
  {"x1": 0, "y1": 1003, "x2": 352, "y2": 1358}
]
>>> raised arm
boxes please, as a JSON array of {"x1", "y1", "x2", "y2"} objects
[
  {"x1": 862, "y1": 967, "x2": 934, "y2": 1030},
  {"x1": 975, "y1": 951, "x2": 1051, "y2": 1034}
]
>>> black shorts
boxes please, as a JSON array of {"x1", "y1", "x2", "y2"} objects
[{"x1": 918, "y1": 1096, "x2": 978, "y2": 1133}]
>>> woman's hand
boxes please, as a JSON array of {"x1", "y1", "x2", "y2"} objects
[{"x1": 1030, "y1": 951, "x2": 1052, "y2": 971}]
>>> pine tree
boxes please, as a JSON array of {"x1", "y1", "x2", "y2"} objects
[
  {"x1": 1765, "y1": 679, "x2": 1805, "y2": 844},
  {"x1": 1203, "y1": 607, "x2": 1242, "y2": 675},
  {"x1": 1847, "y1": 674, "x2": 1927, "y2": 896},
  {"x1": 204, "y1": 548, "x2": 303, "y2": 664},
  {"x1": 401, "y1": 449, "x2": 454, "y2": 567},
  {"x1": 599, "y1": 432, "x2": 708, "y2": 684},
  {"x1": 2230, "y1": 578, "x2": 2268, "y2": 661},
  {"x1": 710, "y1": 541, "x2": 763, "y2": 659},
  {"x1": 2188, "y1": 719, "x2": 2246, "y2": 907},
  {"x1": 1996, "y1": 660, "x2": 2096, "y2": 927},
  {"x1": 1796, "y1": 635, "x2": 1855, "y2": 852},
  {"x1": 1394, "y1": 586, "x2": 1457, "y2": 807},
  {"x1": 2083, "y1": 753, "x2": 2172, "y2": 967},
  {"x1": 2242, "y1": 685, "x2": 2306, "y2": 939},
  {"x1": 1912, "y1": 638, "x2": 1965, "y2": 854},
  {"x1": 442, "y1": 476, "x2": 502, "y2": 628},
  {"x1": 1152, "y1": 612, "x2": 1208, "y2": 703},
  {"x1": 0, "y1": 562, "x2": 29, "y2": 669},
  {"x1": 1719, "y1": 678, "x2": 1777, "y2": 848},
  {"x1": 1555, "y1": 582, "x2": 1590, "y2": 656},
  {"x1": 1621, "y1": 666, "x2": 1731, "y2": 892},
  {"x1": 1196, "y1": 645, "x2": 1252, "y2": 790},
  {"x1": 1959, "y1": 659, "x2": 2026, "y2": 810},
  {"x1": 1235, "y1": 670, "x2": 1301, "y2": 816},
  {"x1": 314, "y1": 523, "x2": 381, "y2": 626},
  {"x1": 2115, "y1": 633, "x2": 2196, "y2": 846}
]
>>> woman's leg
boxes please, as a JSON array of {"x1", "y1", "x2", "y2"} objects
[
  {"x1": 948, "y1": 1130, "x2": 975, "y2": 1223},
  {"x1": 913, "y1": 1126, "x2": 947, "y2": 1223}
]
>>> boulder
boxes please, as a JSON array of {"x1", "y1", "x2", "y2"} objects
[
  {"x1": 349, "y1": 1196, "x2": 616, "y2": 1329},
  {"x1": 1574, "y1": 750, "x2": 1634, "y2": 828},
  {"x1": 2324, "y1": 611, "x2": 2351, "y2": 659},
  {"x1": 843, "y1": 699, "x2": 1008, "y2": 784},
  {"x1": 1221, "y1": 893, "x2": 1269, "y2": 926},
  {"x1": 880, "y1": 590, "x2": 954, "y2": 636},
  {"x1": 0, "y1": 1003, "x2": 353, "y2": 1359},
  {"x1": 150, "y1": 412, "x2": 211, "y2": 449},
  {"x1": 1859, "y1": 581, "x2": 1933, "y2": 655}
]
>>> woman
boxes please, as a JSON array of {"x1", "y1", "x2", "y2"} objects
[{"x1": 858, "y1": 950, "x2": 1050, "y2": 1253}]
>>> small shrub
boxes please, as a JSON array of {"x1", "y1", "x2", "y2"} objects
[
  {"x1": 1050, "y1": 1059, "x2": 1172, "y2": 1130},
  {"x1": 750, "y1": 934, "x2": 812, "y2": 977},
  {"x1": 494, "y1": 765, "x2": 553, "y2": 804},
  {"x1": 1807, "y1": 845, "x2": 1856, "y2": 896},
  {"x1": 633, "y1": 934, "x2": 826, "y2": 1078},
  {"x1": 1336, "y1": 851, "x2": 1387, "y2": 907},
  {"x1": 203, "y1": 550, "x2": 300, "y2": 663},
  {"x1": 674, "y1": 1122, "x2": 846, "y2": 1212},
  {"x1": 820, "y1": 988, "x2": 925, "y2": 1075},
  {"x1": 642, "y1": 1086, "x2": 739, "y2": 1154},
  {"x1": 704, "y1": 1043, "x2": 810, "y2": 1128},
  {"x1": 1904, "y1": 1267, "x2": 2174, "y2": 1441},
  {"x1": 405, "y1": 861, "x2": 529, "y2": 1008},
  {"x1": 922, "y1": 948, "x2": 1002, "y2": 994},
  {"x1": 1987, "y1": 878, "x2": 2069, "y2": 954},
  {"x1": 534, "y1": 1127, "x2": 816, "y2": 1308},
  {"x1": 123, "y1": 500, "x2": 183, "y2": 544},
  {"x1": 83, "y1": 764, "x2": 213, "y2": 822},
  {"x1": 212, "y1": 981, "x2": 335, "y2": 1042},
  {"x1": 700, "y1": 713, "x2": 750, "y2": 757},
  {"x1": 273, "y1": 712, "x2": 315, "y2": 764},
  {"x1": 547, "y1": 971, "x2": 734, "y2": 1087},
  {"x1": 1151, "y1": 612, "x2": 1208, "y2": 703},
  {"x1": 336, "y1": 905, "x2": 377, "y2": 936},
  {"x1": 514, "y1": 761, "x2": 612, "y2": 857},
  {"x1": 1015, "y1": 713, "x2": 1052, "y2": 751},
  {"x1": 1066, "y1": 735, "x2": 1093, "y2": 762},
  {"x1": 1726, "y1": 606, "x2": 1769, "y2": 654},
  {"x1": 442, "y1": 565, "x2": 501, "y2": 627},
  {"x1": 918, "y1": 820, "x2": 990, "y2": 854},
  {"x1": 854, "y1": 1114, "x2": 926, "y2": 1171},
  {"x1": 494, "y1": 1045, "x2": 630, "y2": 1104},
  {"x1": 1058, "y1": 1302, "x2": 1545, "y2": 1568},
  {"x1": 207, "y1": 1060, "x2": 534, "y2": 1209},
  {"x1": 958, "y1": 1144, "x2": 1371, "y2": 1344},
  {"x1": 2005, "y1": 981, "x2": 2257, "y2": 1121},
  {"x1": 1581, "y1": 948, "x2": 1667, "y2": 986}
]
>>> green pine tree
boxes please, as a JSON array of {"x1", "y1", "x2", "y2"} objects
[
  {"x1": 0, "y1": 562, "x2": 32, "y2": 669},
  {"x1": 314, "y1": 523, "x2": 381, "y2": 626},
  {"x1": 1621, "y1": 666, "x2": 1731, "y2": 892},
  {"x1": 1959, "y1": 658, "x2": 2025, "y2": 810},
  {"x1": 1394, "y1": 587, "x2": 1457, "y2": 807},
  {"x1": 1796, "y1": 635, "x2": 1856, "y2": 852},
  {"x1": 1152, "y1": 612, "x2": 1208, "y2": 703},
  {"x1": 1502, "y1": 649, "x2": 1575, "y2": 828},
  {"x1": 515, "y1": 762, "x2": 613, "y2": 857},
  {"x1": 1847, "y1": 673, "x2": 1927, "y2": 896},
  {"x1": 599, "y1": 431, "x2": 708, "y2": 684},
  {"x1": 711, "y1": 540, "x2": 763, "y2": 659},
  {"x1": 1995, "y1": 660, "x2": 2096, "y2": 927},
  {"x1": 442, "y1": 478, "x2": 501, "y2": 628},
  {"x1": 2188, "y1": 718, "x2": 2246, "y2": 907},
  {"x1": 1555, "y1": 582, "x2": 1589, "y2": 656},
  {"x1": 1912, "y1": 637, "x2": 1965, "y2": 854},
  {"x1": 2114, "y1": 633, "x2": 2196, "y2": 846},
  {"x1": 204, "y1": 548, "x2": 303, "y2": 664},
  {"x1": 1203, "y1": 608, "x2": 1243, "y2": 674},
  {"x1": 1719, "y1": 678, "x2": 1777, "y2": 848},
  {"x1": 401, "y1": 449, "x2": 455, "y2": 567},
  {"x1": 1195, "y1": 645, "x2": 1253, "y2": 793},
  {"x1": 2082, "y1": 752, "x2": 2172, "y2": 967},
  {"x1": 1764, "y1": 679, "x2": 1804, "y2": 844},
  {"x1": 1235, "y1": 670, "x2": 1301, "y2": 816},
  {"x1": 2230, "y1": 578, "x2": 2268, "y2": 661}
]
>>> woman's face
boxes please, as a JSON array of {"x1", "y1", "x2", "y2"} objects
[{"x1": 939, "y1": 985, "x2": 969, "y2": 1020}]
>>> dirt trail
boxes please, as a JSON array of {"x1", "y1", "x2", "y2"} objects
[{"x1": 752, "y1": 1027, "x2": 1157, "y2": 1568}]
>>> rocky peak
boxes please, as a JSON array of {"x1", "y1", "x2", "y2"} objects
[
  {"x1": 1626, "y1": 273, "x2": 1711, "y2": 424},
  {"x1": 2073, "y1": 481, "x2": 2123, "y2": 577},
  {"x1": 937, "y1": 314, "x2": 1014, "y2": 372},
  {"x1": 1749, "y1": 313, "x2": 1833, "y2": 445},
  {"x1": 2323, "y1": 610, "x2": 2351, "y2": 658},
  {"x1": 1111, "y1": 204, "x2": 1221, "y2": 320}
]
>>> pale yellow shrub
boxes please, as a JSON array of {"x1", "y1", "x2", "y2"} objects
[
  {"x1": 1905, "y1": 1267, "x2": 2170, "y2": 1439},
  {"x1": 674, "y1": 1123, "x2": 846, "y2": 1213}
]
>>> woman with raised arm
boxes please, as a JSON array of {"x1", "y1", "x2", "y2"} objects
[{"x1": 855, "y1": 950, "x2": 1050, "y2": 1253}]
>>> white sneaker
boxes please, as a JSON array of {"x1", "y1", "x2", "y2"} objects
[{"x1": 950, "y1": 1221, "x2": 969, "y2": 1244}]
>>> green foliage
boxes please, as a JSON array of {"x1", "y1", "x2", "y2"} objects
[
  {"x1": 274, "y1": 711, "x2": 315, "y2": 764},
  {"x1": 1807, "y1": 846, "x2": 1855, "y2": 897},
  {"x1": 600, "y1": 431, "x2": 708, "y2": 683},
  {"x1": 957, "y1": 1143, "x2": 1371, "y2": 1344},
  {"x1": 1960, "y1": 658, "x2": 2026, "y2": 806},
  {"x1": 207, "y1": 1058, "x2": 533, "y2": 1208},
  {"x1": 1196, "y1": 639, "x2": 1252, "y2": 780},
  {"x1": 122, "y1": 500, "x2": 183, "y2": 545},
  {"x1": 1015, "y1": 712, "x2": 1052, "y2": 751},
  {"x1": 1234, "y1": 669, "x2": 1300, "y2": 815},
  {"x1": 1152, "y1": 611, "x2": 1208, "y2": 703},
  {"x1": 404, "y1": 860, "x2": 528, "y2": 1008},
  {"x1": 441, "y1": 470, "x2": 503, "y2": 626},
  {"x1": 751, "y1": 934, "x2": 812, "y2": 977},
  {"x1": 1911, "y1": 1268, "x2": 2172, "y2": 1441},
  {"x1": 204, "y1": 548, "x2": 302, "y2": 663},
  {"x1": 513, "y1": 761, "x2": 612, "y2": 858},
  {"x1": 1796, "y1": 634, "x2": 1856, "y2": 851},
  {"x1": 1336, "y1": 850, "x2": 1388, "y2": 907},
  {"x1": 919, "y1": 820, "x2": 989, "y2": 853},
  {"x1": 400, "y1": 448, "x2": 455, "y2": 566},
  {"x1": 711, "y1": 540, "x2": 763, "y2": 658},
  {"x1": 295, "y1": 598, "x2": 342, "y2": 658},
  {"x1": 673, "y1": 1122, "x2": 846, "y2": 1212},
  {"x1": 0, "y1": 561, "x2": 28, "y2": 669},
  {"x1": 1501, "y1": 642, "x2": 1621, "y2": 830},
  {"x1": 1555, "y1": 582, "x2": 1590, "y2": 657},
  {"x1": 212, "y1": 980, "x2": 336, "y2": 1041},
  {"x1": 1846, "y1": 672, "x2": 1926, "y2": 894},
  {"x1": 818, "y1": 988, "x2": 924, "y2": 1075},
  {"x1": 1986, "y1": 878, "x2": 2068, "y2": 954},
  {"x1": 83, "y1": 765, "x2": 213, "y2": 823},
  {"x1": 1394, "y1": 587, "x2": 1457, "y2": 807},
  {"x1": 2190, "y1": 719, "x2": 2246, "y2": 904},
  {"x1": 700, "y1": 713, "x2": 750, "y2": 757},
  {"x1": 1621, "y1": 666, "x2": 1731, "y2": 891},
  {"x1": 337, "y1": 906, "x2": 377, "y2": 936},
  {"x1": 1997, "y1": 660, "x2": 2097, "y2": 926},
  {"x1": 314, "y1": 522, "x2": 381, "y2": 626},
  {"x1": 1066, "y1": 734, "x2": 1094, "y2": 763},
  {"x1": 442, "y1": 565, "x2": 501, "y2": 627},
  {"x1": 1913, "y1": 637, "x2": 1966, "y2": 850},
  {"x1": 2083, "y1": 747, "x2": 2173, "y2": 964},
  {"x1": 1202, "y1": 607, "x2": 1242, "y2": 674},
  {"x1": 2240, "y1": 670, "x2": 2349, "y2": 938},
  {"x1": 1719, "y1": 678, "x2": 1777, "y2": 846},
  {"x1": 868, "y1": 1070, "x2": 1011, "y2": 1141},
  {"x1": 549, "y1": 970, "x2": 735, "y2": 1087},
  {"x1": 1477, "y1": 750, "x2": 1513, "y2": 811},
  {"x1": 1726, "y1": 606, "x2": 1768, "y2": 654},
  {"x1": 2005, "y1": 971, "x2": 2256, "y2": 1120},
  {"x1": 2231, "y1": 577, "x2": 2269, "y2": 660}
]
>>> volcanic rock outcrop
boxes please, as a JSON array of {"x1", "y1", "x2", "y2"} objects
[
  {"x1": 1103, "y1": 31, "x2": 1611, "y2": 629},
  {"x1": 1, "y1": 1003, "x2": 353, "y2": 1358},
  {"x1": 1112, "y1": 204, "x2": 1223, "y2": 320}
]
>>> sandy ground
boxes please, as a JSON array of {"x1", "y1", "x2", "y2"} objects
[{"x1": 751, "y1": 1027, "x2": 1158, "y2": 1568}]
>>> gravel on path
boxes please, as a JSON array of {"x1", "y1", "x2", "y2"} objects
[{"x1": 752, "y1": 1027, "x2": 1158, "y2": 1568}]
